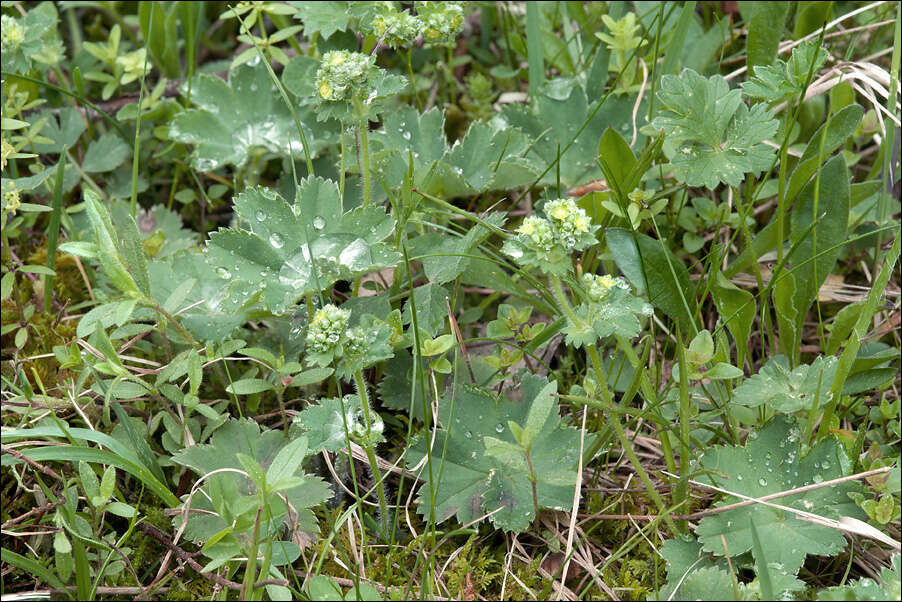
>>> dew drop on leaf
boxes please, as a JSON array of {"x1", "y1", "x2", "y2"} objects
[
  {"x1": 255, "y1": 210, "x2": 266, "y2": 221},
  {"x1": 464, "y1": 430, "x2": 472, "y2": 439},
  {"x1": 269, "y1": 233, "x2": 284, "y2": 248},
  {"x1": 495, "y1": 423, "x2": 504, "y2": 433},
  {"x1": 758, "y1": 477, "x2": 767, "y2": 486},
  {"x1": 736, "y1": 474, "x2": 743, "y2": 481},
  {"x1": 312, "y1": 216, "x2": 326, "y2": 230},
  {"x1": 216, "y1": 267, "x2": 232, "y2": 280}
]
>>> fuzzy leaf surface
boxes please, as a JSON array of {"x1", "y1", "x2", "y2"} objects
[
  {"x1": 171, "y1": 419, "x2": 331, "y2": 543},
  {"x1": 652, "y1": 69, "x2": 778, "y2": 188},
  {"x1": 695, "y1": 416, "x2": 863, "y2": 575},
  {"x1": 732, "y1": 355, "x2": 838, "y2": 412},
  {"x1": 407, "y1": 373, "x2": 589, "y2": 532},
  {"x1": 168, "y1": 62, "x2": 332, "y2": 170},
  {"x1": 206, "y1": 179, "x2": 400, "y2": 314}
]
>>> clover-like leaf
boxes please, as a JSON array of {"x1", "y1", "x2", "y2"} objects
[
  {"x1": 732, "y1": 355, "x2": 838, "y2": 413},
  {"x1": 652, "y1": 69, "x2": 778, "y2": 189},
  {"x1": 205, "y1": 178, "x2": 401, "y2": 314},
  {"x1": 168, "y1": 61, "x2": 333, "y2": 171},
  {"x1": 742, "y1": 40, "x2": 829, "y2": 103},
  {"x1": 694, "y1": 416, "x2": 864, "y2": 576},
  {"x1": 171, "y1": 419, "x2": 331, "y2": 543},
  {"x1": 289, "y1": 1, "x2": 352, "y2": 40},
  {"x1": 373, "y1": 107, "x2": 537, "y2": 198},
  {"x1": 407, "y1": 373, "x2": 590, "y2": 532}
]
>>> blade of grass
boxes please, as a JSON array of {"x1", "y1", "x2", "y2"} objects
[
  {"x1": 526, "y1": 2, "x2": 544, "y2": 102},
  {"x1": 819, "y1": 233, "x2": 900, "y2": 438},
  {"x1": 43, "y1": 153, "x2": 66, "y2": 313}
]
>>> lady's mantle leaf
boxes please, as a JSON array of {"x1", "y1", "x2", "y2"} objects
[
  {"x1": 168, "y1": 62, "x2": 333, "y2": 171},
  {"x1": 732, "y1": 355, "x2": 838, "y2": 412},
  {"x1": 652, "y1": 69, "x2": 778, "y2": 189},
  {"x1": 171, "y1": 419, "x2": 331, "y2": 542},
  {"x1": 695, "y1": 416, "x2": 864, "y2": 576},
  {"x1": 500, "y1": 81, "x2": 640, "y2": 188},
  {"x1": 742, "y1": 40, "x2": 829, "y2": 103},
  {"x1": 206, "y1": 178, "x2": 400, "y2": 314},
  {"x1": 407, "y1": 373, "x2": 590, "y2": 533}
]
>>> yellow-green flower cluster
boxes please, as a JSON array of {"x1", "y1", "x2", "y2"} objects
[
  {"x1": 516, "y1": 215, "x2": 555, "y2": 252},
  {"x1": 503, "y1": 198, "x2": 599, "y2": 275},
  {"x1": 581, "y1": 273, "x2": 628, "y2": 303},
  {"x1": 315, "y1": 50, "x2": 376, "y2": 101},
  {"x1": 1, "y1": 137, "x2": 14, "y2": 170},
  {"x1": 306, "y1": 304, "x2": 351, "y2": 355},
  {"x1": 416, "y1": 1, "x2": 464, "y2": 47},
  {"x1": 543, "y1": 198, "x2": 595, "y2": 250},
  {"x1": 371, "y1": 5, "x2": 421, "y2": 48},
  {"x1": 1, "y1": 15, "x2": 25, "y2": 51},
  {"x1": 2, "y1": 181, "x2": 21, "y2": 216}
]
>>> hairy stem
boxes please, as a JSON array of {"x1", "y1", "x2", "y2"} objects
[{"x1": 353, "y1": 370, "x2": 389, "y2": 535}]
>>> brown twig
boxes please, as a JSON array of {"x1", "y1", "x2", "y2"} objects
[
  {"x1": 1, "y1": 445, "x2": 63, "y2": 480},
  {"x1": 1, "y1": 500, "x2": 65, "y2": 529},
  {"x1": 138, "y1": 523, "x2": 242, "y2": 591}
]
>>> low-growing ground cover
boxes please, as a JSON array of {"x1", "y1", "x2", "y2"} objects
[{"x1": 1, "y1": 1, "x2": 900, "y2": 600}]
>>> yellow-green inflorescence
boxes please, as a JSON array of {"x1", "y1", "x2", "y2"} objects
[
  {"x1": 315, "y1": 50, "x2": 376, "y2": 101},
  {"x1": 503, "y1": 197, "x2": 599, "y2": 274}
]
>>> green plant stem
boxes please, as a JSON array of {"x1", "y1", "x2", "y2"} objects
[
  {"x1": 359, "y1": 120, "x2": 372, "y2": 207},
  {"x1": 549, "y1": 273, "x2": 679, "y2": 534},
  {"x1": 775, "y1": 109, "x2": 792, "y2": 264},
  {"x1": 44, "y1": 154, "x2": 66, "y2": 313},
  {"x1": 548, "y1": 273, "x2": 580, "y2": 325},
  {"x1": 352, "y1": 370, "x2": 389, "y2": 535},
  {"x1": 673, "y1": 326, "x2": 691, "y2": 529},
  {"x1": 585, "y1": 343, "x2": 680, "y2": 534},
  {"x1": 240, "y1": 506, "x2": 264, "y2": 600}
]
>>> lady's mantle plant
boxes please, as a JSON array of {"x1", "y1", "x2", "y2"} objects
[
  {"x1": 502, "y1": 197, "x2": 673, "y2": 530},
  {"x1": 296, "y1": 303, "x2": 395, "y2": 534}
]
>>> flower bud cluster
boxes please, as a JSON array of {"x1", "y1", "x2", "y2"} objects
[
  {"x1": 371, "y1": 5, "x2": 421, "y2": 48},
  {"x1": 503, "y1": 198, "x2": 599, "y2": 275},
  {"x1": 543, "y1": 198, "x2": 595, "y2": 250},
  {"x1": 366, "y1": 2, "x2": 464, "y2": 49},
  {"x1": 416, "y1": 2, "x2": 464, "y2": 47},
  {"x1": 315, "y1": 50, "x2": 376, "y2": 101},
  {"x1": 306, "y1": 304, "x2": 351, "y2": 355},
  {"x1": 1, "y1": 15, "x2": 25, "y2": 51},
  {"x1": 581, "y1": 273, "x2": 628, "y2": 303},
  {"x1": 516, "y1": 216, "x2": 555, "y2": 252}
]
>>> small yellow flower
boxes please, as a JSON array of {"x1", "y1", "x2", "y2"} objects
[
  {"x1": 3, "y1": 181, "x2": 20, "y2": 215},
  {"x1": 548, "y1": 203, "x2": 570, "y2": 221},
  {"x1": 572, "y1": 214, "x2": 589, "y2": 232},
  {"x1": 319, "y1": 81, "x2": 332, "y2": 99},
  {"x1": 1, "y1": 137, "x2": 13, "y2": 171},
  {"x1": 518, "y1": 221, "x2": 535, "y2": 236}
]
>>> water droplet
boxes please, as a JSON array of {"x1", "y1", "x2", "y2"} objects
[
  {"x1": 464, "y1": 430, "x2": 472, "y2": 439},
  {"x1": 216, "y1": 267, "x2": 232, "y2": 280},
  {"x1": 402, "y1": 130, "x2": 411, "y2": 140},
  {"x1": 495, "y1": 423, "x2": 504, "y2": 433},
  {"x1": 255, "y1": 210, "x2": 266, "y2": 221},
  {"x1": 269, "y1": 233, "x2": 284, "y2": 248},
  {"x1": 736, "y1": 475, "x2": 743, "y2": 481},
  {"x1": 312, "y1": 216, "x2": 326, "y2": 230},
  {"x1": 758, "y1": 478, "x2": 768, "y2": 487}
]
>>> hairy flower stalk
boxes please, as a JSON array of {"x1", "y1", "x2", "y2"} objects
[
  {"x1": 502, "y1": 197, "x2": 677, "y2": 532},
  {"x1": 304, "y1": 304, "x2": 392, "y2": 535}
]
